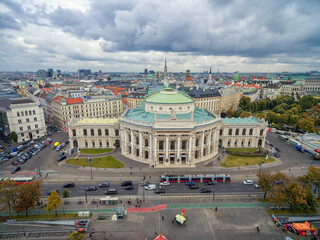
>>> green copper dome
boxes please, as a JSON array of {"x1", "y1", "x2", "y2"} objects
[{"x1": 146, "y1": 88, "x2": 193, "y2": 104}]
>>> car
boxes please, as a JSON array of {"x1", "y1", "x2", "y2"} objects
[
  {"x1": 65, "y1": 140, "x2": 70, "y2": 145},
  {"x1": 243, "y1": 180, "x2": 253, "y2": 185},
  {"x1": 145, "y1": 184, "x2": 156, "y2": 190},
  {"x1": 11, "y1": 166, "x2": 21, "y2": 174},
  {"x1": 274, "y1": 153, "x2": 280, "y2": 158},
  {"x1": 105, "y1": 188, "x2": 117, "y2": 195},
  {"x1": 63, "y1": 183, "x2": 75, "y2": 188},
  {"x1": 283, "y1": 132, "x2": 291, "y2": 136},
  {"x1": 200, "y1": 188, "x2": 211, "y2": 193},
  {"x1": 57, "y1": 155, "x2": 67, "y2": 162},
  {"x1": 274, "y1": 180, "x2": 283, "y2": 184},
  {"x1": 98, "y1": 182, "x2": 109, "y2": 187},
  {"x1": 185, "y1": 181, "x2": 195, "y2": 186},
  {"x1": 19, "y1": 158, "x2": 27, "y2": 164},
  {"x1": 34, "y1": 144, "x2": 40, "y2": 148},
  {"x1": 17, "y1": 152, "x2": 24, "y2": 157},
  {"x1": 275, "y1": 131, "x2": 281, "y2": 134},
  {"x1": 160, "y1": 181, "x2": 170, "y2": 186},
  {"x1": 266, "y1": 140, "x2": 271, "y2": 145},
  {"x1": 275, "y1": 147, "x2": 282, "y2": 152},
  {"x1": 205, "y1": 181, "x2": 217, "y2": 185},
  {"x1": 9, "y1": 152, "x2": 18, "y2": 157},
  {"x1": 154, "y1": 189, "x2": 165, "y2": 194},
  {"x1": 11, "y1": 160, "x2": 19, "y2": 165},
  {"x1": 140, "y1": 182, "x2": 151, "y2": 187},
  {"x1": 188, "y1": 185, "x2": 199, "y2": 189},
  {"x1": 255, "y1": 184, "x2": 259, "y2": 188},
  {"x1": 121, "y1": 181, "x2": 133, "y2": 187},
  {"x1": 124, "y1": 185, "x2": 134, "y2": 190},
  {"x1": 86, "y1": 186, "x2": 97, "y2": 191},
  {"x1": 1, "y1": 157, "x2": 9, "y2": 162},
  {"x1": 56, "y1": 143, "x2": 65, "y2": 151},
  {"x1": 47, "y1": 190, "x2": 59, "y2": 195}
]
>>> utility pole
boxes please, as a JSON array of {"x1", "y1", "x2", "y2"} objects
[
  {"x1": 142, "y1": 174, "x2": 145, "y2": 203},
  {"x1": 88, "y1": 157, "x2": 93, "y2": 179},
  {"x1": 84, "y1": 182, "x2": 88, "y2": 203}
]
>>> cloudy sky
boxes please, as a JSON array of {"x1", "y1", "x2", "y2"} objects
[{"x1": 1, "y1": 0, "x2": 320, "y2": 73}]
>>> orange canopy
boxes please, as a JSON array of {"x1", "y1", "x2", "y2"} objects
[
  {"x1": 292, "y1": 221, "x2": 314, "y2": 231},
  {"x1": 154, "y1": 234, "x2": 168, "y2": 240}
]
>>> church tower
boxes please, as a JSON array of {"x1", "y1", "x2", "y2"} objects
[
  {"x1": 208, "y1": 67, "x2": 213, "y2": 83},
  {"x1": 164, "y1": 58, "x2": 167, "y2": 76}
]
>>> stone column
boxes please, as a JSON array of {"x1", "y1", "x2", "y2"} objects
[
  {"x1": 166, "y1": 136, "x2": 169, "y2": 162},
  {"x1": 177, "y1": 136, "x2": 181, "y2": 164},
  {"x1": 154, "y1": 136, "x2": 157, "y2": 160},
  {"x1": 208, "y1": 130, "x2": 212, "y2": 154},
  {"x1": 130, "y1": 130, "x2": 134, "y2": 156},
  {"x1": 201, "y1": 132, "x2": 204, "y2": 157},
  {"x1": 149, "y1": 134, "x2": 152, "y2": 163},
  {"x1": 124, "y1": 129, "x2": 127, "y2": 155},
  {"x1": 188, "y1": 136, "x2": 192, "y2": 163},
  {"x1": 139, "y1": 132, "x2": 142, "y2": 161}
]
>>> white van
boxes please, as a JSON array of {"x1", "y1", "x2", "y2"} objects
[{"x1": 145, "y1": 184, "x2": 156, "y2": 190}]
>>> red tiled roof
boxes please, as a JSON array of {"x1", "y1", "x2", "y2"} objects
[
  {"x1": 122, "y1": 97, "x2": 128, "y2": 104},
  {"x1": 106, "y1": 86, "x2": 126, "y2": 95},
  {"x1": 186, "y1": 76, "x2": 193, "y2": 81},
  {"x1": 52, "y1": 96, "x2": 62, "y2": 103},
  {"x1": 66, "y1": 97, "x2": 83, "y2": 104}
]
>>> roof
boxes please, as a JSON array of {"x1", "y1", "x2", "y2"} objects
[
  {"x1": 222, "y1": 117, "x2": 265, "y2": 125},
  {"x1": 124, "y1": 106, "x2": 215, "y2": 123},
  {"x1": 146, "y1": 88, "x2": 193, "y2": 104},
  {"x1": 66, "y1": 97, "x2": 83, "y2": 104},
  {"x1": 189, "y1": 88, "x2": 221, "y2": 98},
  {"x1": 128, "y1": 92, "x2": 145, "y2": 99},
  {"x1": 0, "y1": 98, "x2": 34, "y2": 109},
  {"x1": 186, "y1": 76, "x2": 193, "y2": 81},
  {"x1": 70, "y1": 118, "x2": 119, "y2": 125}
]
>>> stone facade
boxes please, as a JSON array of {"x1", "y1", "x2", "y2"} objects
[{"x1": 219, "y1": 88, "x2": 241, "y2": 112}]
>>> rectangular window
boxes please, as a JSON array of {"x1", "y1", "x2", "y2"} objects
[
  {"x1": 35, "y1": 124, "x2": 38, "y2": 129},
  {"x1": 18, "y1": 119, "x2": 22, "y2": 124},
  {"x1": 19, "y1": 127, "x2": 23, "y2": 131},
  {"x1": 34, "y1": 117, "x2": 37, "y2": 121},
  {"x1": 21, "y1": 133, "x2": 24, "y2": 137},
  {"x1": 27, "y1": 126, "x2": 31, "y2": 130},
  {"x1": 26, "y1": 118, "x2": 30, "y2": 122},
  {"x1": 36, "y1": 130, "x2": 39, "y2": 134}
]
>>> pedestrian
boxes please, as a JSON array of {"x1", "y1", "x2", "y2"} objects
[
  {"x1": 136, "y1": 204, "x2": 138, "y2": 208},
  {"x1": 137, "y1": 198, "x2": 139, "y2": 204},
  {"x1": 96, "y1": 203, "x2": 98, "y2": 208},
  {"x1": 215, "y1": 207, "x2": 217, "y2": 212},
  {"x1": 162, "y1": 216, "x2": 164, "y2": 221},
  {"x1": 138, "y1": 204, "x2": 140, "y2": 208}
]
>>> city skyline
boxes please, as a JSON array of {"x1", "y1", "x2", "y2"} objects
[{"x1": 1, "y1": 0, "x2": 320, "y2": 72}]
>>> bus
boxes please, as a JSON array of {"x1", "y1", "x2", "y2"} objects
[
  {"x1": 289, "y1": 139, "x2": 301, "y2": 146},
  {"x1": 0, "y1": 176, "x2": 34, "y2": 185},
  {"x1": 160, "y1": 174, "x2": 231, "y2": 183}
]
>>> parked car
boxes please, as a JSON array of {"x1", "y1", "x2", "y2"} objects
[
  {"x1": 124, "y1": 185, "x2": 134, "y2": 190},
  {"x1": 200, "y1": 188, "x2": 211, "y2": 193},
  {"x1": 11, "y1": 160, "x2": 19, "y2": 165},
  {"x1": 57, "y1": 155, "x2": 67, "y2": 162},
  {"x1": 86, "y1": 186, "x2": 97, "y2": 191},
  {"x1": 63, "y1": 183, "x2": 75, "y2": 188},
  {"x1": 255, "y1": 184, "x2": 259, "y2": 188},
  {"x1": 275, "y1": 147, "x2": 282, "y2": 152},
  {"x1": 145, "y1": 184, "x2": 156, "y2": 190},
  {"x1": 56, "y1": 143, "x2": 65, "y2": 151},
  {"x1": 140, "y1": 182, "x2": 151, "y2": 187},
  {"x1": 188, "y1": 185, "x2": 199, "y2": 189},
  {"x1": 154, "y1": 189, "x2": 165, "y2": 194},
  {"x1": 1, "y1": 157, "x2": 9, "y2": 162},
  {"x1": 205, "y1": 181, "x2": 217, "y2": 185},
  {"x1": 160, "y1": 181, "x2": 170, "y2": 186},
  {"x1": 99, "y1": 182, "x2": 109, "y2": 187},
  {"x1": 283, "y1": 132, "x2": 291, "y2": 136},
  {"x1": 243, "y1": 180, "x2": 253, "y2": 185},
  {"x1": 11, "y1": 166, "x2": 21, "y2": 174},
  {"x1": 9, "y1": 152, "x2": 18, "y2": 157}
]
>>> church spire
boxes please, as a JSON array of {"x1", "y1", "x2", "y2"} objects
[
  {"x1": 164, "y1": 58, "x2": 167, "y2": 76},
  {"x1": 209, "y1": 67, "x2": 212, "y2": 74}
]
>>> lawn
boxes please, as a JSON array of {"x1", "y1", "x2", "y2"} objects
[
  {"x1": 225, "y1": 148, "x2": 258, "y2": 153},
  {"x1": 66, "y1": 156, "x2": 124, "y2": 168},
  {"x1": 79, "y1": 148, "x2": 113, "y2": 154},
  {"x1": 220, "y1": 155, "x2": 275, "y2": 167}
]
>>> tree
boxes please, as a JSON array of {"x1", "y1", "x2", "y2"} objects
[
  {"x1": 46, "y1": 190, "x2": 63, "y2": 216},
  {"x1": 298, "y1": 166, "x2": 320, "y2": 199},
  {"x1": 255, "y1": 112, "x2": 267, "y2": 119},
  {"x1": 68, "y1": 231, "x2": 85, "y2": 240},
  {"x1": 267, "y1": 112, "x2": 278, "y2": 124},
  {"x1": 299, "y1": 95, "x2": 317, "y2": 110},
  {"x1": 14, "y1": 181, "x2": 42, "y2": 216},
  {"x1": 239, "y1": 111, "x2": 251, "y2": 118},
  {"x1": 225, "y1": 109, "x2": 235, "y2": 118},
  {"x1": 9, "y1": 131, "x2": 18, "y2": 142},
  {"x1": 239, "y1": 96, "x2": 251, "y2": 111},
  {"x1": 0, "y1": 180, "x2": 18, "y2": 216},
  {"x1": 62, "y1": 189, "x2": 70, "y2": 199},
  {"x1": 257, "y1": 171, "x2": 273, "y2": 200},
  {"x1": 299, "y1": 117, "x2": 316, "y2": 133}
]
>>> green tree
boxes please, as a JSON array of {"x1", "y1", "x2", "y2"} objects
[
  {"x1": 46, "y1": 190, "x2": 63, "y2": 216},
  {"x1": 225, "y1": 109, "x2": 235, "y2": 118},
  {"x1": 255, "y1": 112, "x2": 267, "y2": 119},
  {"x1": 290, "y1": 107, "x2": 299, "y2": 115},
  {"x1": 299, "y1": 117, "x2": 316, "y2": 133},
  {"x1": 239, "y1": 111, "x2": 251, "y2": 118},
  {"x1": 14, "y1": 181, "x2": 42, "y2": 216},
  {"x1": 0, "y1": 180, "x2": 18, "y2": 216},
  {"x1": 68, "y1": 231, "x2": 85, "y2": 240},
  {"x1": 296, "y1": 92, "x2": 300, "y2": 100},
  {"x1": 299, "y1": 95, "x2": 317, "y2": 110},
  {"x1": 9, "y1": 131, "x2": 18, "y2": 142},
  {"x1": 267, "y1": 112, "x2": 278, "y2": 124},
  {"x1": 62, "y1": 189, "x2": 70, "y2": 199},
  {"x1": 239, "y1": 96, "x2": 251, "y2": 111},
  {"x1": 289, "y1": 115, "x2": 300, "y2": 126},
  {"x1": 298, "y1": 166, "x2": 320, "y2": 199},
  {"x1": 257, "y1": 171, "x2": 273, "y2": 200}
]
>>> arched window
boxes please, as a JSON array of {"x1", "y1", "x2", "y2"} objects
[
  {"x1": 159, "y1": 141, "x2": 164, "y2": 150},
  {"x1": 85, "y1": 141, "x2": 88, "y2": 147},
  {"x1": 115, "y1": 129, "x2": 119, "y2": 136},
  {"x1": 235, "y1": 129, "x2": 239, "y2": 136},
  {"x1": 195, "y1": 150, "x2": 198, "y2": 158},
  {"x1": 260, "y1": 129, "x2": 264, "y2": 136},
  {"x1": 99, "y1": 141, "x2": 102, "y2": 147},
  {"x1": 241, "y1": 140, "x2": 244, "y2": 147},
  {"x1": 98, "y1": 129, "x2": 102, "y2": 136},
  {"x1": 21, "y1": 111, "x2": 24, "y2": 116},
  {"x1": 228, "y1": 129, "x2": 232, "y2": 136},
  {"x1": 136, "y1": 149, "x2": 139, "y2": 157},
  {"x1": 105, "y1": 129, "x2": 109, "y2": 136},
  {"x1": 72, "y1": 129, "x2": 76, "y2": 137},
  {"x1": 145, "y1": 151, "x2": 149, "y2": 159},
  {"x1": 235, "y1": 141, "x2": 238, "y2": 147},
  {"x1": 106, "y1": 141, "x2": 109, "y2": 147},
  {"x1": 248, "y1": 140, "x2": 251, "y2": 147},
  {"x1": 92, "y1": 141, "x2": 95, "y2": 147},
  {"x1": 220, "y1": 129, "x2": 223, "y2": 135},
  {"x1": 29, "y1": 110, "x2": 32, "y2": 115},
  {"x1": 136, "y1": 137, "x2": 139, "y2": 144},
  {"x1": 17, "y1": 112, "x2": 20, "y2": 117},
  {"x1": 228, "y1": 140, "x2": 231, "y2": 147},
  {"x1": 196, "y1": 138, "x2": 199, "y2": 147},
  {"x1": 242, "y1": 129, "x2": 246, "y2": 136},
  {"x1": 170, "y1": 141, "x2": 175, "y2": 150},
  {"x1": 25, "y1": 111, "x2": 28, "y2": 116},
  {"x1": 83, "y1": 129, "x2": 87, "y2": 136},
  {"x1": 249, "y1": 128, "x2": 253, "y2": 136},
  {"x1": 145, "y1": 139, "x2": 149, "y2": 147},
  {"x1": 33, "y1": 110, "x2": 35, "y2": 114},
  {"x1": 91, "y1": 129, "x2": 95, "y2": 136}
]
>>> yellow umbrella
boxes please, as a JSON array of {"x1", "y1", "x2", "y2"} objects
[{"x1": 54, "y1": 142, "x2": 60, "y2": 147}]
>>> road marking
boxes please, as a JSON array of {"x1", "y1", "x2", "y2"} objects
[{"x1": 203, "y1": 208, "x2": 217, "y2": 240}]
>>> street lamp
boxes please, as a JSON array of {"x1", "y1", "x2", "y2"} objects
[
  {"x1": 142, "y1": 174, "x2": 146, "y2": 203},
  {"x1": 213, "y1": 182, "x2": 216, "y2": 202},
  {"x1": 35, "y1": 157, "x2": 42, "y2": 177},
  {"x1": 88, "y1": 157, "x2": 93, "y2": 179}
]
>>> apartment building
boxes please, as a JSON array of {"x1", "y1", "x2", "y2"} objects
[
  {"x1": 0, "y1": 98, "x2": 46, "y2": 142},
  {"x1": 52, "y1": 95, "x2": 123, "y2": 130},
  {"x1": 127, "y1": 92, "x2": 145, "y2": 109},
  {"x1": 189, "y1": 88, "x2": 222, "y2": 115},
  {"x1": 219, "y1": 88, "x2": 241, "y2": 112}
]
